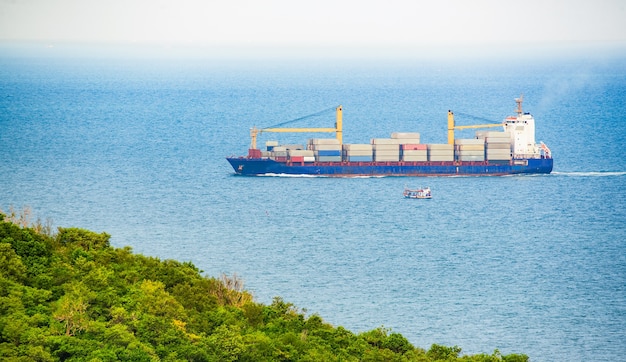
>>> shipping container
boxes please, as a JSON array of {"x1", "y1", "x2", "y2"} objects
[
  {"x1": 374, "y1": 151, "x2": 400, "y2": 159},
  {"x1": 458, "y1": 155, "x2": 485, "y2": 161},
  {"x1": 315, "y1": 150, "x2": 342, "y2": 157},
  {"x1": 485, "y1": 138, "x2": 511, "y2": 144},
  {"x1": 456, "y1": 150, "x2": 485, "y2": 156},
  {"x1": 343, "y1": 143, "x2": 373, "y2": 151},
  {"x1": 401, "y1": 144, "x2": 427, "y2": 150},
  {"x1": 402, "y1": 155, "x2": 428, "y2": 162},
  {"x1": 373, "y1": 144, "x2": 400, "y2": 151},
  {"x1": 456, "y1": 144, "x2": 485, "y2": 151},
  {"x1": 345, "y1": 155, "x2": 373, "y2": 162},
  {"x1": 427, "y1": 144, "x2": 455, "y2": 150},
  {"x1": 484, "y1": 131, "x2": 511, "y2": 138},
  {"x1": 455, "y1": 138, "x2": 484, "y2": 145},
  {"x1": 428, "y1": 150, "x2": 455, "y2": 156},
  {"x1": 316, "y1": 156, "x2": 342, "y2": 162},
  {"x1": 429, "y1": 155, "x2": 455, "y2": 162},
  {"x1": 485, "y1": 143, "x2": 511, "y2": 150},
  {"x1": 486, "y1": 150, "x2": 511, "y2": 160},
  {"x1": 371, "y1": 138, "x2": 403, "y2": 145},
  {"x1": 282, "y1": 144, "x2": 304, "y2": 150},
  {"x1": 374, "y1": 155, "x2": 400, "y2": 161},
  {"x1": 391, "y1": 132, "x2": 420, "y2": 139},
  {"x1": 401, "y1": 149, "x2": 428, "y2": 156},
  {"x1": 310, "y1": 144, "x2": 342, "y2": 151},
  {"x1": 343, "y1": 150, "x2": 373, "y2": 157},
  {"x1": 248, "y1": 149, "x2": 262, "y2": 158}
]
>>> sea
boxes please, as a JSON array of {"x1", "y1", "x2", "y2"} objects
[{"x1": 1, "y1": 45, "x2": 625, "y2": 361}]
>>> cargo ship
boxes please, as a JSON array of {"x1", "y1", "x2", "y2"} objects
[{"x1": 226, "y1": 96, "x2": 553, "y2": 176}]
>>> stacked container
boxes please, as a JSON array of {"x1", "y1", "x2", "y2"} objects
[
  {"x1": 455, "y1": 139, "x2": 485, "y2": 161},
  {"x1": 287, "y1": 149, "x2": 315, "y2": 163},
  {"x1": 343, "y1": 144, "x2": 373, "y2": 162},
  {"x1": 401, "y1": 144, "x2": 427, "y2": 161},
  {"x1": 271, "y1": 146, "x2": 288, "y2": 162},
  {"x1": 371, "y1": 138, "x2": 400, "y2": 162},
  {"x1": 480, "y1": 131, "x2": 512, "y2": 161},
  {"x1": 391, "y1": 132, "x2": 421, "y2": 144},
  {"x1": 427, "y1": 144, "x2": 454, "y2": 161},
  {"x1": 308, "y1": 138, "x2": 342, "y2": 162},
  {"x1": 265, "y1": 140, "x2": 279, "y2": 151}
]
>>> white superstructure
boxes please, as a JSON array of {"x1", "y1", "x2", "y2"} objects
[{"x1": 503, "y1": 95, "x2": 547, "y2": 159}]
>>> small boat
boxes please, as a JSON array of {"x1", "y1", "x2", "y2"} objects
[{"x1": 404, "y1": 186, "x2": 432, "y2": 199}]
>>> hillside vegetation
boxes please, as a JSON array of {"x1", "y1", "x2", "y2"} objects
[{"x1": 0, "y1": 210, "x2": 528, "y2": 361}]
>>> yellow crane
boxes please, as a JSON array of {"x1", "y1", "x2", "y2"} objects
[
  {"x1": 447, "y1": 110, "x2": 503, "y2": 144},
  {"x1": 249, "y1": 106, "x2": 343, "y2": 149}
]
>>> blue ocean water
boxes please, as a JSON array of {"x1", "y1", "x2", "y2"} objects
[{"x1": 1, "y1": 50, "x2": 625, "y2": 361}]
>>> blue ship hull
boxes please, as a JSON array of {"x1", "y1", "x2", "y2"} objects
[{"x1": 226, "y1": 157, "x2": 553, "y2": 176}]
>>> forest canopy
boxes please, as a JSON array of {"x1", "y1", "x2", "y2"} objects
[{"x1": 0, "y1": 209, "x2": 529, "y2": 361}]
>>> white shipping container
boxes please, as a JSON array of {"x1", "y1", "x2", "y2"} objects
[
  {"x1": 373, "y1": 144, "x2": 400, "y2": 151},
  {"x1": 374, "y1": 155, "x2": 400, "y2": 161},
  {"x1": 391, "y1": 132, "x2": 420, "y2": 139},
  {"x1": 458, "y1": 155, "x2": 485, "y2": 161},
  {"x1": 486, "y1": 151, "x2": 511, "y2": 160},
  {"x1": 371, "y1": 138, "x2": 403, "y2": 145},
  {"x1": 455, "y1": 138, "x2": 484, "y2": 145},
  {"x1": 396, "y1": 139, "x2": 421, "y2": 145},
  {"x1": 457, "y1": 144, "x2": 485, "y2": 151},
  {"x1": 484, "y1": 131, "x2": 510, "y2": 138},
  {"x1": 429, "y1": 155, "x2": 455, "y2": 161},
  {"x1": 486, "y1": 149, "x2": 511, "y2": 155},
  {"x1": 457, "y1": 150, "x2": 485, "y2": 156},
  {"x1": 310, "y1": 144, "x2": 342, "y2": 151},
  {"x1": 288, "y1": 149, "x2": 315, "y2": 157},
  {"x1": 343, "y1": 150, "x2": 373, "y2": 156},
  {"x1": 265, "y1": 140, "x2": 279, "y2": 146},
  {"x1": 486, "y1": 143, "x2": 511, "y2": 149},
  {"x1": 401, "y1": 149, "x2": 428, "y2": 156},
  {"x1": 374, "y1": 150, "x2": 401, "y2": 156},
  {"x1": 485, "y1": 138, "x2": 511, "y2": 144},
  {"x1": 343, "y1": 144, "x2": 372, "y2": 151},
  {"x1": 427, "y1": 144, "x2": 454, "y2": 150},
  {"x1": 303, "y1": 156, "x2": 316, "y2": 162},
  {"x1": 428, "y1": 150, "x2": 455, "y2": 156},
  {"x1": 402, "y1": 155, "x2": 428, "y2": 162}
]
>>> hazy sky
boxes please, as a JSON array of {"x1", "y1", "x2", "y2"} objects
[{"x1": 1, "y1": 0, "x2": 625, "y2": 57}]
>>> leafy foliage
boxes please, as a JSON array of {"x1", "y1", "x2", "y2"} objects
[{"x1": 0, "y1": 211, "x2": 529, "y2": 361}]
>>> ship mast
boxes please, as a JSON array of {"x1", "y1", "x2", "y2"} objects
[{"x1": 515, "y1": 94, "x2": 524, "y2": 116}]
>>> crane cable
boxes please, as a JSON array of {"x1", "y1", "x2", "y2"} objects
[
  {"x1": 262, "y1": 106, "x2": 340, "y2": 130},
  {"x1": 454, "y1": 112, "x2": 498, "y2": 125}
]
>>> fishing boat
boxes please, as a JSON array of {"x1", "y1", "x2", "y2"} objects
[{"x1": 404, "y1": 186, "x2": 432, "y2": 199}]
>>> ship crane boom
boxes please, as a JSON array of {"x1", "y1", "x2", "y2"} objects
[
  {"x1": 447, "y1": 111, "x2": 502, "y2": 144},
  {"x1": 250, "y1": 106, "x2": 343, "y2": 149}
]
